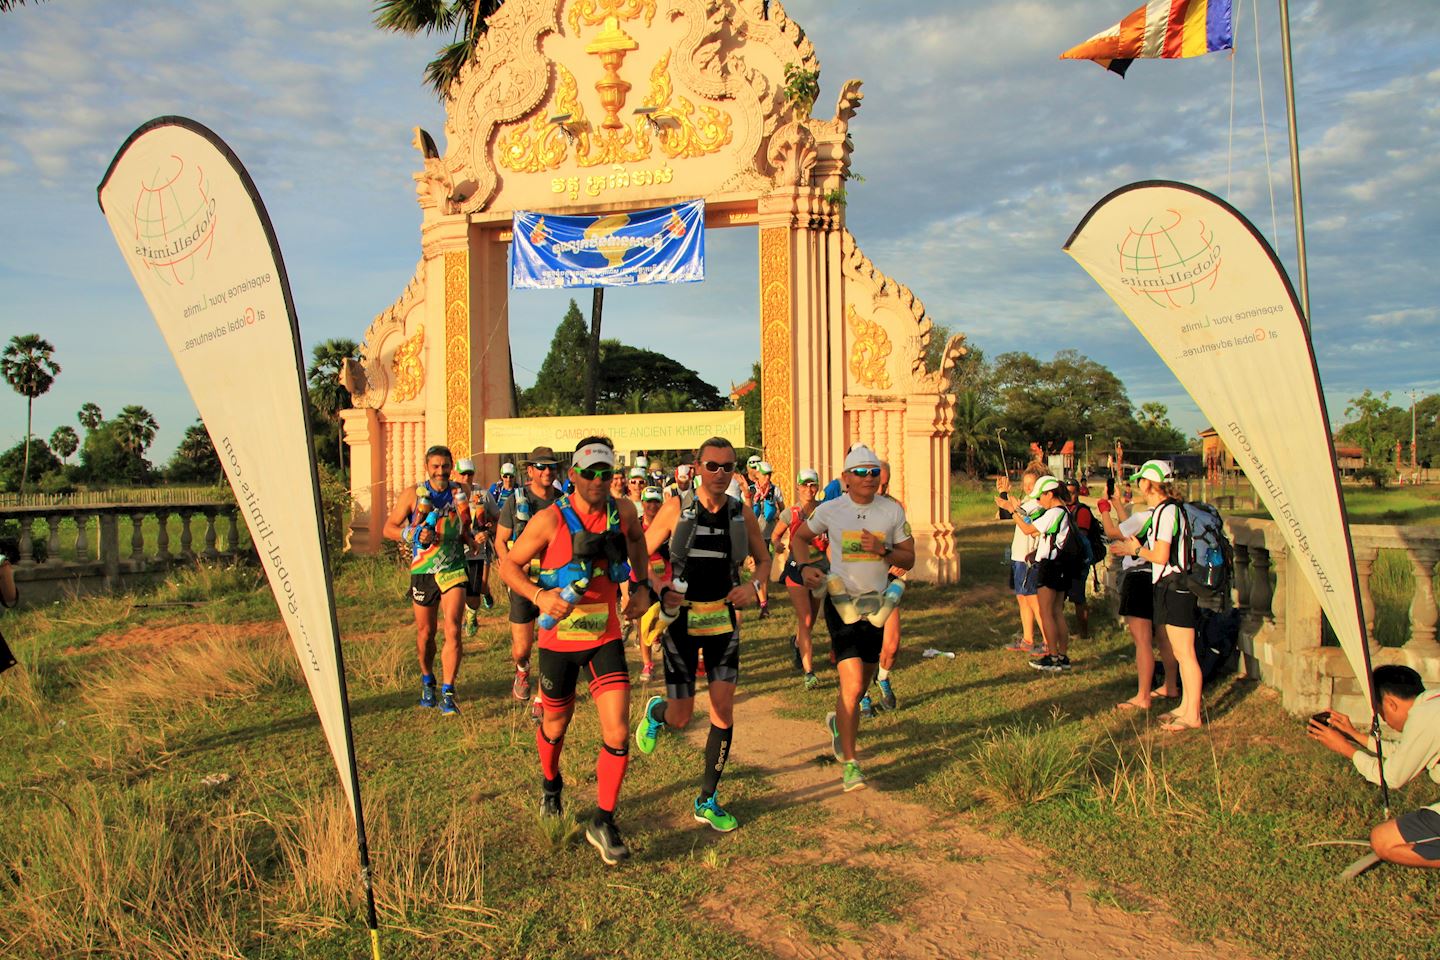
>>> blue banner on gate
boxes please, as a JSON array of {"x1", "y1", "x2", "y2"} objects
[{"x1": 510, "y1": 200, "x2": 705, "y2": 290}]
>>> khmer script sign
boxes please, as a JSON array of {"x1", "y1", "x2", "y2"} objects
[{"x1": 510, "y1": 199, "x2": 705, "y2": 289}]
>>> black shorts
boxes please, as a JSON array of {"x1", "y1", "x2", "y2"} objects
[
  {"x1": 409, "y1": 572, "x2": 465, "y2": 607},
  {"x1": 663, "y1": 604, "x2": 741, "y2": 700},
  {"x1": 465, "y1": 558, "x2": 488, "y2": 597},
  {"x1": 1035, "y1": 558, "x2": 1070, "y2": 593},
  {"x1": 823, "y1": 598, "x2": 883, "y2": 664},
  {"x1": 1397, "y1": 808, "x2": 1440, "y2": 861},
  {"x1": 537, "y1": 638, "x2": 629, "y2": 711},
  {"x1": 1152, "y1": 576, "x2": 1198, "y2": 630},
  {"x1": 1117, "y1": 569, "x2": 1154, "y2": 620},
  {"x1": 508, "y1": 588, "x2": 540, "y2": 625},
  {"x1": 781, "y1": 559, "x2": 808, "y2": 587}
]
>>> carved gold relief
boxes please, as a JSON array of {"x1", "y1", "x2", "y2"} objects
[
  {"x1": 444, "y1": 252, "x2": 471, "y2": 458},
  {"x1": 585, "y1": 16, "x2": 639, "y2": 130},
  {"x1": 848, "y1": 306, "x2": 893, "y2": 390},
  {"x1": 645, "y1": 51, "x2": 733, "y2": 159},
  {"x1": 497, "y1": 109, "x2": 570, "y2": 173},
  {"x1": 759, "y1": 228, "x2": 793, "y2": 498},
  {"x1": 390, "y1": 324, "x2": 425, "y2": 403},
  {"x1": 567, "y1": 0, "x2": 656, "y2": 34}
]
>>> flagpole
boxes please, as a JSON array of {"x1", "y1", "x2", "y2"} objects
[{"x1": 1276, "y1": 0, "x2": 1310, "y2": 323}]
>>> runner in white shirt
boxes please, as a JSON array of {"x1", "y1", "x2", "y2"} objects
[
  {"x1": 791, "y1": 444, "x2": 914, "y2": 792},
  {"x1": 1102, "y1": 498, "x2": 1159, "y2": 711},
  {"x1": 995, "y1": 466, "x2": 1047, "y2": 654},
  {"x1": 1008, "y1": 476, "x2": 1074, "y2": 672}
]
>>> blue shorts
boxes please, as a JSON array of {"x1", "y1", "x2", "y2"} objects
[{"x1": 1011, "y1": 560, "x2": 1038, "y2": 597}]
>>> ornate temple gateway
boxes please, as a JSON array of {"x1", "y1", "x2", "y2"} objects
[{"x1": 341, "y1": 0, "x2": 965, "y2": 582}]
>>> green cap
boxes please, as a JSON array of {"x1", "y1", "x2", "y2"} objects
[
  {"x1": 1129, "y1": 459, "x2": 1173, "y2": 484},
  {"x1": 1031, "y1": 476, "x2": 1062, "y2": 498}
]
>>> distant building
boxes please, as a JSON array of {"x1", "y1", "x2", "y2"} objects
[{"x1": 1201, "y1": 426, "x2": 1366, "y2": 478}]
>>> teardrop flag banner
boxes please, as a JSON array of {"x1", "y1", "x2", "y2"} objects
[
  {"x1": 1063, "y1": 180, "x2": 1375, "y2": 712},
  {"x1": 97, "y1": 117, "x2": 381, "y2": 958}
]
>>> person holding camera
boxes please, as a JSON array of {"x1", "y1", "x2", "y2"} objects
[{"x1": 1309, "y1": 665, "x2": 1440, "y2": 869}]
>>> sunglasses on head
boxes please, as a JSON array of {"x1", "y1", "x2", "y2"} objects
[
  {"x1": 700, "y1": 460, "x2": 736, "y2": 474},
  {"x1": 849, "y1": 466, "x2": 882, "y2": 478},
  {"x1": 574, "y1": 466, "x2": 614, "y2": 481}
]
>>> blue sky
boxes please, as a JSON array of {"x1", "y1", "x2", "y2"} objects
[{"x1": 2, "y1": 0, "x2": 1436, "y2": 463}]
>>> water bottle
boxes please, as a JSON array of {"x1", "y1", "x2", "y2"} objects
[
  {"x1": 515, "y1": 496, "x2": 531, "y2": 525},
  {"x1": 1204, "y1": 545, "x2": 1224, "y2": 587},
  {"x1": 538, "y1": 578, "x2": 590, "y2": 630},
  {"x1": 659, "y1": 577, "x2": 688, "y2": 626},
  {"x1": 866, "y1": 579, "x2": 906, "y2": 627},
  {"x1": 827, "y1": 575, "x2": 861, "y2": 625}
]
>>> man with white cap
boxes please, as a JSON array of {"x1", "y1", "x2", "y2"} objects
[
  {"x1": 664, "y1": 463, "x2": 694, "y2": 501},
  {"x1": 751, "y1": 460, "x2": 785, "y2": 544},
  {"x1": 498, "y1": 436, "x2": 654, "y2": 865},
  {"x1": 494, "y1": 445, "x2": 563, "y2": 716},
  {"x1": 791, "y1": 443, "x2": 915, "y2": 792},
  {"x1": 488, "y1": 461, "x2": 518, "y2": 508}
]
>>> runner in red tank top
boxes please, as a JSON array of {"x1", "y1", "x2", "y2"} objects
[
  {"x1": 772, "y1": 468, "x2": 828, "y2": 688},
  {"x1": 499, "y1": 436, "x2": 653, "y2": 866}
]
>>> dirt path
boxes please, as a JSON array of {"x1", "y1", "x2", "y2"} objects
[{"x1": 703, "y1": 690, "x2": 1257, "y2": 960}]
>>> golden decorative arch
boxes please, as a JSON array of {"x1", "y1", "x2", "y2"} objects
[{"x1": 390, "y1": 324, "x2": 425, "y2": 403}]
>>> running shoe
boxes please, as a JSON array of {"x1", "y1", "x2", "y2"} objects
[
  {"x1": 878, "y1": 678, "x2": 897, "y2": 711},
  {"x1": 465, "y1": 613, "x2": 478, "y2": 637},
  {"x1": 1055, "y1": 655, "x2": 1073, "y2": 671},
  {"x1": 693, "y1": 794, "x2": 739, "y2": 832},
  {"x1": 1028, "y1": 654, "x2": 1061, "y2": 672},
  {"x1": 639, "y1": 664, "x2": 653, "y2": 683},
  {"x1": 440, "y1": 689, "x2": 460, "y2": 716},
  {"x1": 791, "y1": 636, "x2": 804, "y2": 672},
  {"x1": 480, "y1": 592, "x2": 494, "y2": 611},
  {"x1": 635, "y1": 695, "x2": 666, "y2": 754},
  {"x1": 530, "y1": 696, "x2": 543, "y2": 724},
  {"x1": 803, "y1": 672, "x2": 819, "y2": 690},
  {"x1": 585, "y1": 817, "x2": 630, "y2": 865},
  {"x1": 512, "y1": 667, "x2": 531, "y2": 701},
  {"x1": 825, "y1": 711, "x2": 843, "y2": 762},
  {"x1": 1004, "y1": 638, "x2": 1034, "y2": 652},
  {"x1": 541, "y1": 784, "x2": 563, "y2": 818},
  {"x1": 859, "y1": 695, "x2": 875, "y2": 719},
  {"x1": 842, "y1": 760, "x2": 866, "y2": 792},
  {"x1": 418, "y1": 680, "x2": 438, "y2": 708}
]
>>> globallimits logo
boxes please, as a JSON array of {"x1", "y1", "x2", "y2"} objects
[
  {"x1": 1116, "y1": 209, "x2": 1221, "y2": 309},
  {"x1": 132, "y1": 155, "x2": 219, "y2": 286}
]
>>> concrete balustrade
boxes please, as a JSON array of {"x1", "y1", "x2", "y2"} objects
[{"x1": 2, "y1": 502, "x2": 246, "y2": 604}]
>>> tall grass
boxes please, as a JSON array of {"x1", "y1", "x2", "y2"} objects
[{"x1": 966, "y1": 709, "x2": 1093, "y2": 808}]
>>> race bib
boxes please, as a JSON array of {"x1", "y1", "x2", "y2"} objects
[
  {"x1": 841, "y1": 530, "x2": 883, "y2": 564},
  {"x1": 687, "y1": 598, "x2": 732, "y2": 637},
  {"x1": 555, "y1": 603, "x2": 610, "y2": 643}
]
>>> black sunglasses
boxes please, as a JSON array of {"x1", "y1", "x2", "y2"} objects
[
  {"x1": 530, "y1": 462, "x2": 559, "y2": 471},
  {"x1": 574, "y1": 466, "x2": 614, "y2": 481},
  {"x1": 700, "y1": 460, "x2": 736, "y2": 474}
]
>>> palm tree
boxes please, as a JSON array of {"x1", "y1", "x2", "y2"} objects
[
  {"x1": 114, "y1": 405, "x2": 158, "y2": 455},
  {"x1": 0, "y1": 1, "x2": 47, "y2": 11},
  {"x1": 2, "y1": 333, "x2": 60, "y2": 493},
  {"x1": 50, "y1": 425, "x2": 78, "y2": 464},
  {"x1": 951, "y1": 390, "x2": 996, "y2": 476},
  {"x1": 77, "y1": 402, "x2": 103, "y2": 432},
  {"x1": 374, "y1": 0, "x2": 508, "y2": 99},
  {"x1": 307, "y1": 338, "x2": 360, "y2": 471}
]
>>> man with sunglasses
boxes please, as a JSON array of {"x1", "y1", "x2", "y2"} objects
[
  {"x1": 635, "y1": 437, "x2": 771, "y2": 833},
  {"x1": 499, "y1": 437, "x2": 653, "y2": 865},
  {"x1": 382, "y1": 444, "x2": 477, "y2": 716},
  {"x1": 791, "y1": 444, "x2": 915, "y2": 792},
  {"x1": 494, "y1": 446, "x2": 564, "y2": 717}
]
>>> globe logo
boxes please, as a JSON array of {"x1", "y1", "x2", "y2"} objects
[
  {"x1": 131, "y1": 155, "x2": 218, "y2": 286},
  {"x1": 1116, "y1": 210, "x2": 1221, "y2": 308}
]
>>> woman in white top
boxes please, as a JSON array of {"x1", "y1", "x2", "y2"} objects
[
  {"x1": 1112, "y1": 460, "x2": 1202, "y2": 731},
  {"x1": 1101, "y1": 498, "x2": 1166, "y2": 710},
  {"x1": 1008, "y1": 475, "x2": 1072, "y2": 671}
]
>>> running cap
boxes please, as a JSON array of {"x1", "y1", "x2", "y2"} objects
[
  {"x1": 676, "y1": 463, "x2": 693, "y2": 478},
  {"x1": 574, "y1": 442, "x2": 615, "y2": 469},
  {"x1": 843, "y1": 444, "x2": 881, "y2": 471},
  {"x1": 526, "y1": 445, "x2": 557, "y2": 465},
  {"x1": 635, "y1": 455, "x2": 649, "y2": 468},
  {"x1": 797, "y1": 468, "x2": 820, "y2": 484},
  {"x1": 456, "y1": 458, "x2": 476, "y2": 474},
  {"x1": 1031, "y1": 476, "x2": 1062, "y2": 498},
  {"x1": 629, "y1": 466, "x2": 647, "y2": 479},
  {"x1": 758, "y1": 461, "x2": 773, "y2": 475},
  {"x1": 1129, "y1": 459, "x2": 1173, "y2": 484},
  {"x1": 500, "y1": 462, "x2": 516, "y2": 476},
  {"x1": 746, "y1": 454, "x2": 762, "y2": 469},
  {"x1": 641, "y1": 486, "x2": 663, "y2": 503}
]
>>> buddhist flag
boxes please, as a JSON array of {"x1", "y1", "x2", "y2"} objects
[{"x1": 1061, "y1": 0, "x2": 1233, "y2": 76}]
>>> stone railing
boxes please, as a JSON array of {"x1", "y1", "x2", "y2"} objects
[
  {"x1": 1, "y1": 502, "x2": 247, "y2": 605},
  {"x1": 1104, "y1": 518, "x2": 1440, "y2": 717}
]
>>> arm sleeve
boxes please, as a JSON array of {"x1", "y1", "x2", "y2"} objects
[{"x1": 1352, "y1": 709, "x2": 1440, "y2": 789}]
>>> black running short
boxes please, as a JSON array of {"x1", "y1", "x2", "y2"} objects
[
  {"x1": 465, "y1": 558, "x2": 488, "y2": 597},
  {"x1": 823, "y1": 598, "x2": 883, "y2": 665},
  {"x1": 409, "y1": 572, "x2": 464, "y2": 607},
  {"x1": 1117, "y1": 569, "x2": 1154, "y2": 620},
  {"x1": 1035, "y1": 557, "x2": 1070, "y2": 593},
  {"x1": 537, "y1": 638, "x2": 629, "y2": 711},
  {"x1": 781, "y1": 559, "x2": 809, "y2": 587},
  {"x1": 508, "y1": 587, "x2": 540, "y2": 625},
  {"x1": 1152, "y1": 575, "x2": 1198, "y2": 630},
  {"x1": 663, "y1": 604, "x2": 741, "y2": 700}
]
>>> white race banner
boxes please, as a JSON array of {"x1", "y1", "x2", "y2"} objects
[
  {"x1": 1065, "y1": 181, "x2": 1372, "y2": 707},
  {"x1": 97, "y1": 118, "x2": 367, "y2": 809}
]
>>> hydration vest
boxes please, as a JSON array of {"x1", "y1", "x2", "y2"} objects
[
  {"x1": 536, "y1": 494, "x2": 630, "y2": 590},
  {"x1": 669, "y1": 491, "x2": 749, "y2": 584},
  {"x1": 753, "y1": 485, "x2": 779, "y2": 522},
  {"x1": 506, "y1": 485, "x2": 546, "y2": 544}
]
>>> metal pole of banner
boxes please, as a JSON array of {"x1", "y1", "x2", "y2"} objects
[{"x1": 1277, "y1": 0, "x2": 1310, "y2": 323}]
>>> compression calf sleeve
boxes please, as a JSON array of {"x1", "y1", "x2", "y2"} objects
[
  {"x1": 597, "y1": 742, "x2": 629, "y2": 815},
  {"x1": 537, "y1": 727, "x2": 564, "y2": 782},
  {"x1": 701, "y1": 724, "x2": 733, "y2": 798}
]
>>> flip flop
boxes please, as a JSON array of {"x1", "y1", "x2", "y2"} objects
[
  {"x1": 1160, "y1": 718, "x2": 1202, "y2": 733},
  {"x1": 1115, "y1": 701, "x2": 1148, "y2": 712}
]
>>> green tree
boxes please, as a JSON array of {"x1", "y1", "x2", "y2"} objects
[
  {"x1": 950, "y1": 390, "x2": 996, "y2": 476},
  {"x1": 1130, "y1": 402, "x2": 1188, "y2": 457},
  {"x1": 1337, "y1": 389, "x2": 1406, "y2": 472},
  {"x1": 307, "y1": 338, "x2": 360, "y2": 473},
  {"x1": 0, "y1": 438, "x2": 60, "y2": 493},
  {"x1": 374, "y1": 0, "x2": 507, "y2": 99},
  {"x1": 78, "y1": 402, "x2": 103, "y2": 432},
  {"x1": 114, "y1": 405, "x2": 159, "y2": 456},
  {"x1": 523, "y1": 299, "x2": 590, "y2": 415},
  {"x1": 78, "y1": 421, "x2": 152, "y2": 485},
  {"x1": 735, "y1": 361, "x2": 763, "y2": 452},
  {"x1": 2, "y1": 333, "x2": 61, "y2": 494},
  {"x1": 166, "y1": 420, "x2": 223, "y2": 483},
  {"x1": 49, "y1": 425, "x2": 78, "y2": 464},
  {"x1": 596, "y1": 343, "x2": 723, "y2": 412},
  {"x1": 990, "y1": 349, "x2": 1132, "y2": 455}
]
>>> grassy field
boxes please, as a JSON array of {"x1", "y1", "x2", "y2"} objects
[{"x1": 1, "y1": 531, "x2": 1436, "y2": 958}]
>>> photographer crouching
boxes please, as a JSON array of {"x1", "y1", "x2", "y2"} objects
[{"x1": 1309, "y1": 665, "x2": 1440, "y2": 869}]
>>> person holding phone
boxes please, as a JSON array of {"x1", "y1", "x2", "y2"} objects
[{"x1": 994, "y1": 465, "x2": 1048, "y2": 654}]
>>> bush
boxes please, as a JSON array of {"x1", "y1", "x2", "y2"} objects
[
  {"x1": 967, "y1": 712, "x2": 1092, "y2": 809},
  {"x1": 1352, "y1": 465, "x2": 1390, "y2": 489},
  {"x1": 37, "y1": 471, "x2": 75, "y2": 495}
]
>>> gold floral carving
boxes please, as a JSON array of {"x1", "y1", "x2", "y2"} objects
[
  {"x1": 496, "y1": 105, "x2": 570, "y2": 173},
  {"x1": 759, "y1": 228, "x2": 793, "y2": 498},
  {"x1": 567, "y1": 0, "x2": 656, "y2": 34},
  {"x1": 645, "y1": 51, "x2": 733, "y2": 160},
  {"x1": 444, "y1": 251, "x2": 471, "y2": 458},
  {"x1": 390, "y1": 324, "x2": 425, "y2": 403},
  {"x1": 847, "y1": 306, "x2": 892, "y2": 390}
]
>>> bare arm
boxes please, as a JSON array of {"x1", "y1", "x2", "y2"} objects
[
  {"x1": 887, "y1": 537, "x2": 916, "y2": 572},
  {"x1": 727, "y1": 508, "x2": 771, "y2": 608},
  {"x1": 619, "y1": 499, "x2": 654, "y2": 618},
  {"x1": 497, "y1": 509, "x2": 572, "y2": 621},
  {"x1": 382, "y1": 488, "x2": 418, "y2": 543},
  {"x1": 0, "y1": 558, "x2": 16, "y2": 608}
]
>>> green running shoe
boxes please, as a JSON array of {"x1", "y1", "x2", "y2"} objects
[
  {"x1": 635, "y1": 695, "x2": 666, "y2": 754},
  {"x1": 693, "y1": 794, "x2": 738, "y2": 832},
  {"x1": 803, "y1": 672, "x2": 819, "y2": 690},
  {"x1": 825, "y1": 711, "x2": 843, "y2": 762},
  {"x1": 842, "y1": 760, "x2": 866, "y2": 792}
]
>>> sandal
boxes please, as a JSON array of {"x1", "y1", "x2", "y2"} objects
[
  {"x1": 1115, "y1": 700, "x2": 1149, "y2": 712},
  {"x1": 1160, "y1": 718, "x2": 1202, "y2": 732}
]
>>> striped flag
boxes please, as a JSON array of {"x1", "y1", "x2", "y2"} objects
[{"x1": 1060, "y1": 0, "x2": 1233, "y2": 76}]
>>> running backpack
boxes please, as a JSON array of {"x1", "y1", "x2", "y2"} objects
[
  {"x1": 1047, "y1": 510, "x2": 1092, "y2": 579},
  {"x1": 1071, "y1": 503, "x2": 1105, "y2": 567},
  {"x1": 1147, "y1": 499, "x2": 1234, "y2": 612}
]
